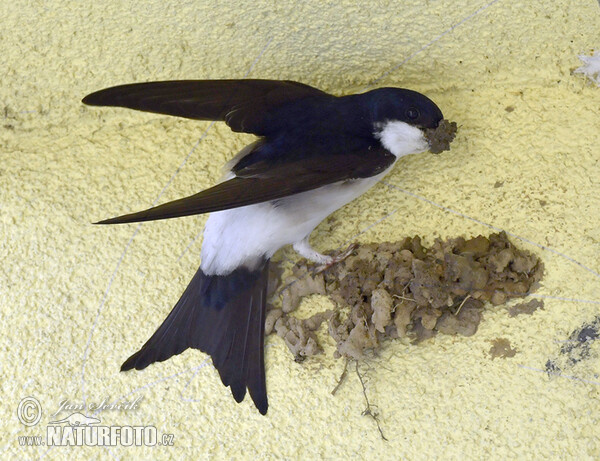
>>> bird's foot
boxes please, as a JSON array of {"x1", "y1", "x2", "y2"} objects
[
  {"x1": 313, "y1": 243, "x2": 358, "y2": 273},
  {"x1": 293, "y1": 239, "x2": 357, "y2": 273}
]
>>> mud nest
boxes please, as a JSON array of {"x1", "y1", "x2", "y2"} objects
[{"x1": 266, "y1": 232, "x2": 543, "y2": 361}]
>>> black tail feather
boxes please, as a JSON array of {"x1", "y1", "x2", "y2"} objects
[
  {"x1": 245, "y1": 289, "x2": 267, "y2": 411},
  {"x1": 121, "y1": 261, "x2": 270, "y2": 415}
]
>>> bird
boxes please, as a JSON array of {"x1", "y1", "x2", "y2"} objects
[{"x1": 82, "y1": 79, "x2": 450, "y2": 415}]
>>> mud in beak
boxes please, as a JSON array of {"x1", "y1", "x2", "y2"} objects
[{"x1": 425, "y1": 119, "x2": 458, "y2": 154}]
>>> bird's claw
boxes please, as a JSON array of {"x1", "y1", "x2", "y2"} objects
[{"x1": 313, "y1": 243, "x2": 358, "y2": 274}]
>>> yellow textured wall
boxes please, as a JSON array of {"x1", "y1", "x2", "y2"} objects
[{"x1": 2, "y1": 1, "x2": 600, "y2": 459}]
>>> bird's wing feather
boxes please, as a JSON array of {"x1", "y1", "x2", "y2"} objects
[
  {"x1": 82, "y1": 79, "x2": 330, "y2": 135},
  {"x1": 96, "y1": 146, "x2": 395, "y2": 225}
]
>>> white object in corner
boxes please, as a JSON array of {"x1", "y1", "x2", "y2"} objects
[{"x1": 574, "y1": 51, "x2": 600, "y2": 86}]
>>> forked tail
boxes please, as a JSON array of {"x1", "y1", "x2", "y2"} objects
[{"x1": 121, "y1": 261, "x2": 269, "y2": 415}]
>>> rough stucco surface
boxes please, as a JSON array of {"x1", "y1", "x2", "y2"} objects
[{"x1": 2, "y1": 0, "x2": 600, "y2": 459}]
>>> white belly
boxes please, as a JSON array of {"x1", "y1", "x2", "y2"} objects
[{"x1": 200, "y1": 170, "x2": 390, "y2": 275}]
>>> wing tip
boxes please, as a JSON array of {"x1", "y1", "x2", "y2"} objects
[
  {"x1": 82, "y1": 92, "x2": 104, "y2": 106},
  {"x1": 92, "y1": 216, "x2": 132, "y2": 225},
  {"x1": 93, "y1": 211, "x2": 154, "y2": 225}
]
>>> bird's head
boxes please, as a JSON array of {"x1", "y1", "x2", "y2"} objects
[{"x1": 367, "y1": 88, "x2": 448, "y2": 158}]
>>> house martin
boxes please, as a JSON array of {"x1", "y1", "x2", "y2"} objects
[{"x1": 82, "y1": 79, "x2": 455, "y2": 414}]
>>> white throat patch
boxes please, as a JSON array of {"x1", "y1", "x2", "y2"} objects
[{"x1": 374, "y1": 120, "x2": 428, "y2": 158}]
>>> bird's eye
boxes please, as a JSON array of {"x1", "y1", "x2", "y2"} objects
[{"x1": 406, "y1": 108, "x2": 420, "y2": 120}]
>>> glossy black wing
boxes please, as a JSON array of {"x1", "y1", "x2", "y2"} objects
[
  {"x1": 82, "y1": 79, "x2": 331, "y2": 135},
  {"x1": 95, "y1": 146, "x2": 395, "y2": 224}
]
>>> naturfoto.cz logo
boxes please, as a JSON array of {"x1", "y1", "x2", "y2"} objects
[{"x1": 17, "y1": 397, "x2": 175, "y2": 448}]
